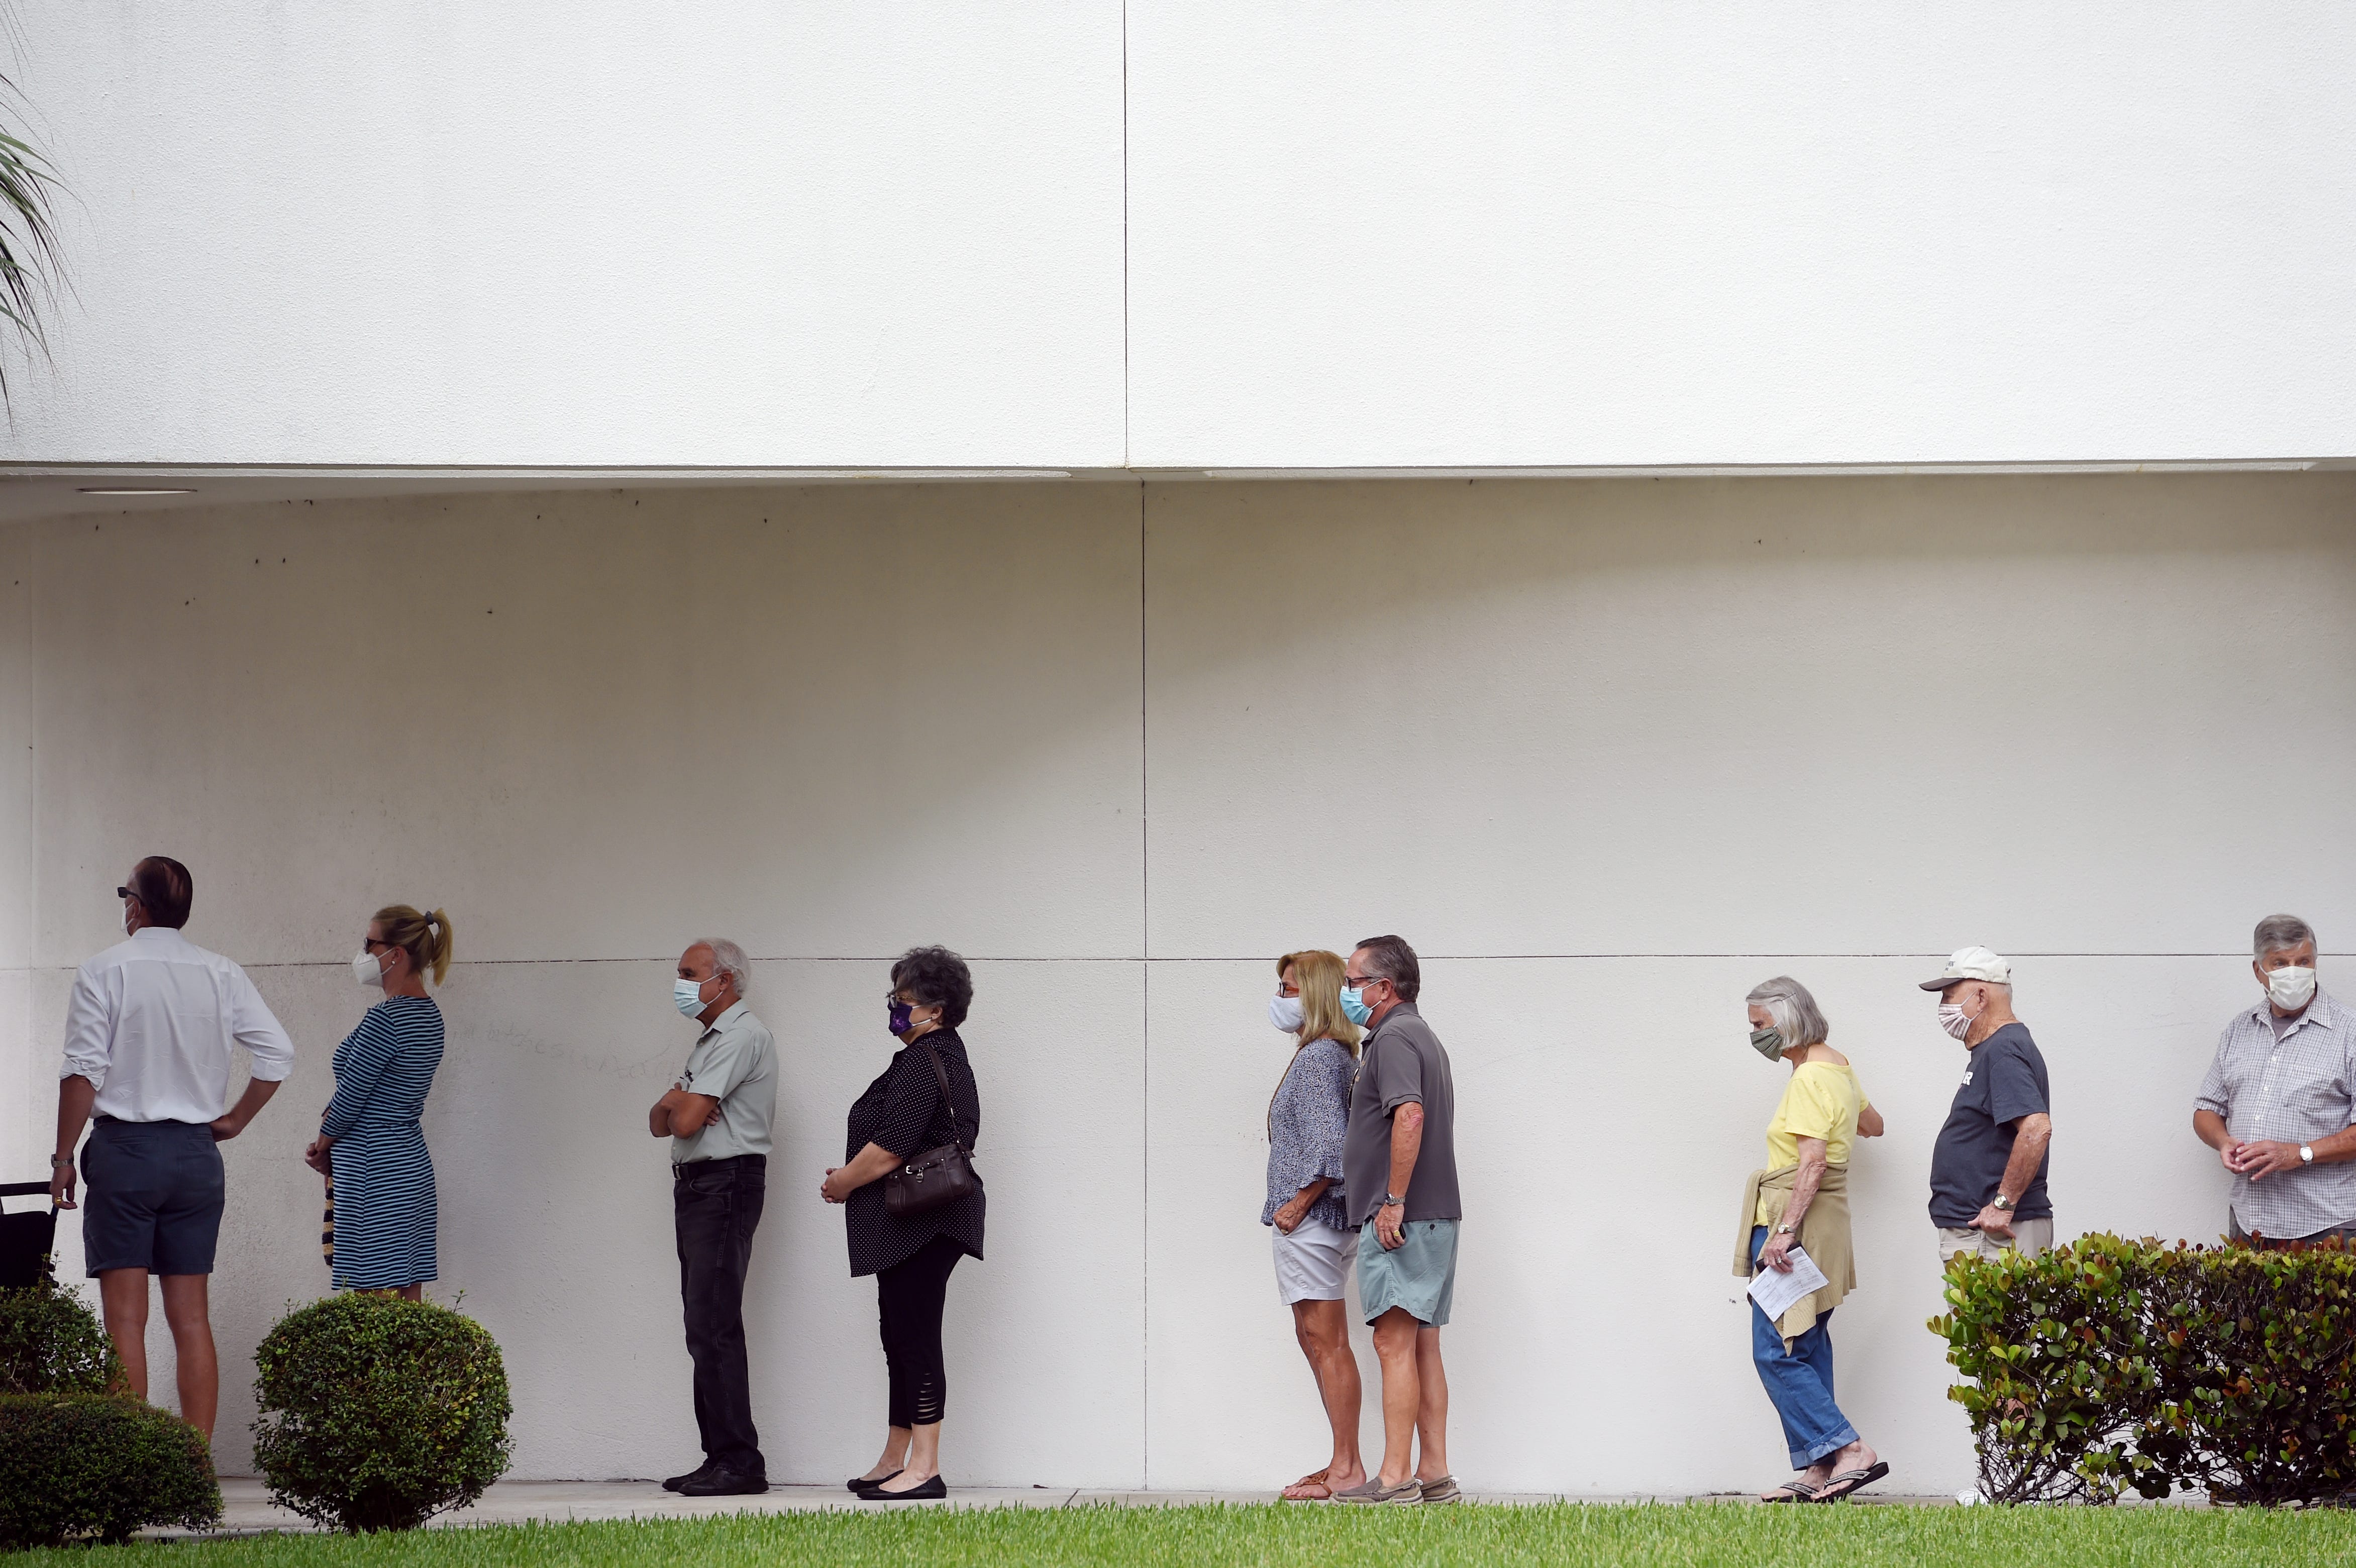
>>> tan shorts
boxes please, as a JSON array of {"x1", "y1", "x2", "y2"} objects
[{"x1": 1936, "y1": 1216, "x2": 2054, "y2": 1262}]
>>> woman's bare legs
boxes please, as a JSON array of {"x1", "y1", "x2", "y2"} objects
[
  {"x1": 856, "y1": 1426, "x2": 911, "y2": 1484},
  {"x1": 1282, "y1": 1298, "x2": 1366, "y2": 1498},
  {"x1": 874, "y1": 1422, "x2": 942, "y2": 1492}
]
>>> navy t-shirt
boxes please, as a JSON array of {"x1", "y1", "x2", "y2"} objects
[{"x1": 1927, "y1": 1022, "x2": 2052, "y2": 1226}]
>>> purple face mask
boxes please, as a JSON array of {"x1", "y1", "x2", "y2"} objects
[{"x1": 888, "y1": 1000, "x2": 914, "y2": 1036}]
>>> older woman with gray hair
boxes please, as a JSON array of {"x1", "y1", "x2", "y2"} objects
[{"x1": 1734, "y1": 975, "x2": 1888, "y2": 1503}]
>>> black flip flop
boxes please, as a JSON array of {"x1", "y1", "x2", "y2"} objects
[
  {"x1": 1813, "y1": 1460, "x2": 1890, "y2": 1503},
  {"x1": 1765, "y1": 1480, "x2": 1822, "y2": 1503}
]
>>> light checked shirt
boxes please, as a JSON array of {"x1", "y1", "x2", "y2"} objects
[
  {"x1": 2194, "y1": 989, "x2": 2356, "y2": 1240},
  {"x1": 61, "y1": 925, "x2": 296, "y2": 1123}
]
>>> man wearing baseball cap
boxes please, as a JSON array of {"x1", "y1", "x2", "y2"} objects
[{"x1": 1921, "y1": 947, "x2": 2054, "y2": 1261}]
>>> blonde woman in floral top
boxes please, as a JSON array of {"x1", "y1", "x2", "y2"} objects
[{"x1": 1264, "y1": 948, "x2": 1365, "y2": 1501}]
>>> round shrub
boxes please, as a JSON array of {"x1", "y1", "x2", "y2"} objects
[
  {"x1": 253, "y1": 1294, "x2": 513, "y2": 1532},
  {"x1": 0, "y1": 1393, "x2": 222, "y2": 1546},
  {"x1": 0, "y1": 1276, "x2": 122, "y2": 1395}
]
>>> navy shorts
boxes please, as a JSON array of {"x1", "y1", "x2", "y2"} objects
[{"x1": 80, "y1": 1118, "x2": 226, "y2": 1277}]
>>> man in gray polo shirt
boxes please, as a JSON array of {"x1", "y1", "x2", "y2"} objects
[
  {"x1": 2194, "y1": 914, "x2": 2356, "y2": 1246},
  {"x1": 648, "y1": 937, "x2": 777, "y2": 1497},
  {"x1": 1334, "y1": 934, "x2": 1461, "y2": 1507}
]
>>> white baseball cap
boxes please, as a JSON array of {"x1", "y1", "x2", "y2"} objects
[{"x1": 1919, "y1": 946, "x2": 2011, "y2": 991}]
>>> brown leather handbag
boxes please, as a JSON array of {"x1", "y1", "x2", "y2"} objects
[{"x1": 883, "y1": 1039, "x2": 982, "y2": 1218}]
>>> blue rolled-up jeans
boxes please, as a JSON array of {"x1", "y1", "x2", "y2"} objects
[{"x1": 1750, "y1": 1225, "x2": 1860, "y2": 1470}]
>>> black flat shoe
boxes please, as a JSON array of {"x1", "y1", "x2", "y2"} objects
[
  {"x1": 848, "y1": 1469, "x2": 903, "y2": 1492},
  {"x1": 663, "y1": 1461, "x2": 715, "y2": 1492},
  {"x1": 678, "y1": 1466, "x2": 770, "y2": 1497},
  {"x1": 858, "y1": 1474, "x2": 947, "y2": 1501}
]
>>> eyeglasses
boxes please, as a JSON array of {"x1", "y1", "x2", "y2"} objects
[
  {"x1": 1345, "y1": 974, "x2": 1386, "y2": 991},
  {"x1": 1274, "y1": 982, "x2": 1300, "y2": 998},
  {"x1": 115, "y1": 886, "x2": 136, "y2": 900}
]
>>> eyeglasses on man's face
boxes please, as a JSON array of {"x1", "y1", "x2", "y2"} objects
[{"x1": 1345, "y1": 973, "x2": 1387, "y2": 991}]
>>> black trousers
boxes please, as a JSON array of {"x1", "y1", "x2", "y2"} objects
[
  {"x1": 674, "y1": 1154, "x2": 766, "y2": 1474},
  {"x1": 877, "y1": 1235, "x2": 964, "y2": 1428}
]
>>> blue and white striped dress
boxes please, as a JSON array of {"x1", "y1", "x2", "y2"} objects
[{"x1": 322, "y1": 995, "x2": 444, "y2": 1291}]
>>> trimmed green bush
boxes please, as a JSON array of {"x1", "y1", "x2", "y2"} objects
[
  {"x1": 0, "y1": 1393, "x2": 222, "y2": 1546},
  {"x1": 1932, "y1": 1233, "x2": 2356, "y2": 1506},
  {"x1": 0, "y1": 1275, "x2": 122, "y2": 1395},
  {"x1": 2139, "y1": 1239, "x2": 2356, "y2": 1505},
  {"x1": 253, "y1": 1294, "x2": 513, "y2": 1532}
]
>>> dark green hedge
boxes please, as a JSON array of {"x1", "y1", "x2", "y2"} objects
[
  {"x1": 253, "y1": 1294, "x2": 513, "y2": 1532},
  {"x1": 1932, "y1": 1233, "x2": 2356, "y2": 1505},
  {"x1": 0, "y1": 1393, "x2": 222, "y2": 1546},
  {"x1": 0, "y1": 1276, "x2": 121, "y2": 1396}
]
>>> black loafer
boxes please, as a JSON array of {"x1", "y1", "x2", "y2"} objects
[
  {"x1": 663, "y1": 1462, "x2": 715, "y2": 1492},
  {"x1": 858, "y1": 1474, "x2": 946, "y2": 1501},
  {"x1": 848, "y1": 1469, "x2": 902, "y2": 1492},
  {"x1": 679, "y1": 1466, "x2": 770, "y2": 1497}
]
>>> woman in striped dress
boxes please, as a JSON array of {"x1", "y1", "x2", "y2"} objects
[{"x1": 304, "y1": 906, "x2": 452, "y2": 1298}]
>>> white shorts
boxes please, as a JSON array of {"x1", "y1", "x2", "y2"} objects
[{"x1": 1272, "y1": 1218, "x2": 1355, "y2": 1304}]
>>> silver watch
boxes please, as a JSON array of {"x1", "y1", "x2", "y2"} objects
[
  {"x1": 1382, "y1": 1193, "x2": 1407, "y2": 1207},
  {"x1": 2301, "y1": 1144, "x2": 2316, "y2": 1165}
]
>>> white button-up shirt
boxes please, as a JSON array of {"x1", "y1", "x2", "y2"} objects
[
  {"x1": 60, "y1": 925, "x2": 296, "y2": 1123},
  {"x1": 2194, "y1": 989, "x2": 2356, "y2": 1240}
]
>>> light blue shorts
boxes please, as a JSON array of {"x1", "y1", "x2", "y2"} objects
[{"x1": 1357, "y1": 1218, "x2": 1459, "y2": 1326}]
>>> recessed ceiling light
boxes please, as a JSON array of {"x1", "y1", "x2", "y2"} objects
[{"x1": 77, "y1": 486, "x2": 197, "y2": 495}]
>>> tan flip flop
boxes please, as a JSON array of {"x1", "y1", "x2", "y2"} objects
[{"x1": 1281, "y1": 1468, "x2": 1334, "y2": 1501}]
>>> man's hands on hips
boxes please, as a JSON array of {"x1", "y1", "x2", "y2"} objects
[
  {"x1": 2229, "y1": 1140, "x2": 2307, "y2": 1180},
  {"x1": 1375, "y1": 1200, "x2": 1406, "y2": 1250}
]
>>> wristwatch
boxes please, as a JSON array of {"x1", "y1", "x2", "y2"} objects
[
  {"x1": 1382, "y1": 1192, "x2": 1407, "y2": 1207},
  {"x1": 49, "y1": 1155, "x2": 72, "y2": 1168},
  {"x1": 1992, "y1": 1193, "x2": 2014, "y2": 1212},
  {"x1": 1775, "y1": 1221, "x2": 1797, "y2": 1236},
  {"x1": 2301, "y1": 1144, "x2": 2316, "y2": 1165}
]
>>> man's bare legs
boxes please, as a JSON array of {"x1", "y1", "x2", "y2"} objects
[
  {"x1": 1412, "y1": 1322, "x2": 1449, "y2": 1483},
  {"x1": 98, "y1": 1270, "x2": 219, "y2": 1441},
  {"x1": 1283, "y1": 1299, "x2": 1365, "y2": 1497},
  {"x1": 1369, "y1": 1307, "x2": 1424, "y2": 1488}
]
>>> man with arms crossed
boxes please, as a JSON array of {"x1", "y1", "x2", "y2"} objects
[
  {"x1": 1334, "y1": 934, "x2": 1461, "y2": 1506},
  {"x1": 50, "y1": 857, "x2": 294, "y2": 1442},
  {"x1": 648, "y1": 938, "x2": 777, "y2": 1497},
  {"x1": 2193, "y1": 915, "x2": 2356, "y2": 1247},
  {"x1": 1922, "y1": 947, "x2": 2055, "y2": 1261}
]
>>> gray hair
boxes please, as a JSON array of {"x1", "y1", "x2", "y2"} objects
[
  {"x1": 1746, "y1": 975, "x2": 1829, "y2": 1051},
  {"x1": 695, "y1": 937, "x2": 753, "y2": 995},
  {"x1": 2253, "y1": 914, "x2": 2317, "y2": 959}
]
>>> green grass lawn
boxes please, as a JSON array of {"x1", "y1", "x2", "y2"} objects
[{"x1": 21, "y1": 1503, "x2": 2356, "y2": 1568}]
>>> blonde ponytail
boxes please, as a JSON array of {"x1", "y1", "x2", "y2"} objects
[{"x1": 374, "y1": 904, "x2": 455, "y2": 986}]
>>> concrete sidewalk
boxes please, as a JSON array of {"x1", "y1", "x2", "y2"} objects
[{"x1": 197, "y1": 1477, "x2": 1956, "y2": 1532}]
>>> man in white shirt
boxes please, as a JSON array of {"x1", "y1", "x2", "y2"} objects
[{"x1": 48, "y1": 856, "x2": 295, "y2": 1442}]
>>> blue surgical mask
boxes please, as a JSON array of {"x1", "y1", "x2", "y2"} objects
[
  {"x1": 1338, "y1": 985, "x2": 1373, "y2": 1026},
  {"x1": 889, "y1": 1000, "x2": 915, "y2": 1036},
  {"x1": 674, "y1": 977, "x2": 710, "y2": 1019}
]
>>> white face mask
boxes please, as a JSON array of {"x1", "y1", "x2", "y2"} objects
[
  {"x1": 1936, "y1": 1001, "x2": 1974, "y2": 1041},
  {"x1": 2267, "y1": 965, "x2": 2317, "y2": 1012},
  {"x1": 352, "y1": 950, "x2": 385, "y2": 990},
  {"x1": 1269, "y1": 994, "x2": 1304, "y2": 1033}
]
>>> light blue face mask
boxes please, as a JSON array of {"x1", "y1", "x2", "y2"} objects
[
  {"x1": 1338, "y1": 984, "x2": 1373, "y2": 1026},
  {"x1": 674, "y1": 976, "x2": 710, "y2": 1019}
]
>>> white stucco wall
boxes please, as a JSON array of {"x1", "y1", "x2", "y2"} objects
[
  {"x1": 4, "y1": 3, "x2": 2352, "y2": 468},
  {"x1": 6, "y1": 473, "x2": 2352, "y2": 1494}
]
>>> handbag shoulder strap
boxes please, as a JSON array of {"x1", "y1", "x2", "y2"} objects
[{"x1": 917, "y1": 1038, "x2": 968, "y2": 1152}]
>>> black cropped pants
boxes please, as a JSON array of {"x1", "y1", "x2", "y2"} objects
[{"x1": 877, "y1": 1235, "x2": 964, "y2": 1428}]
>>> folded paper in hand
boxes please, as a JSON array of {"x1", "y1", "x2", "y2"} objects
[{"x1": 1747, "y1": 1244, "x2": 1829, "y2": 1321}]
